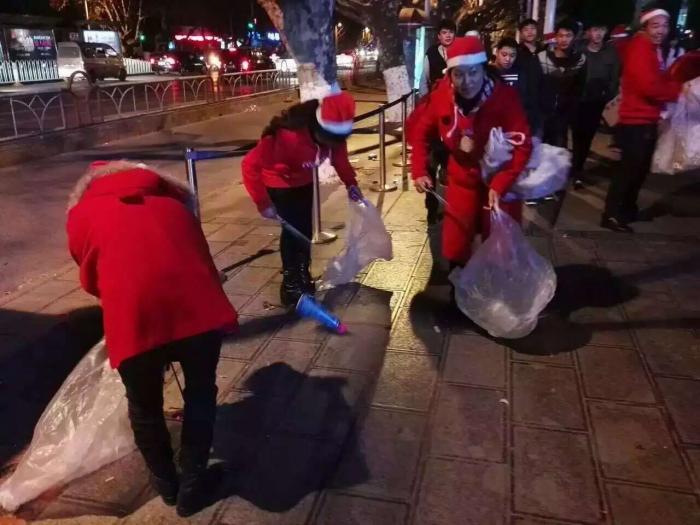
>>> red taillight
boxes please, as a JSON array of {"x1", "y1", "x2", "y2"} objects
[
  {"x1": 149, "y1": 58, "x2": 155, "y2": 64},
  {"x1": 241, "y1": 59, "x2": 250, "y2": 71}
]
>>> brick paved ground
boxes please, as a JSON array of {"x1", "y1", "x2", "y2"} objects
[{"x1": 1, "y1": 118, "x2": 699, "y2": 524}]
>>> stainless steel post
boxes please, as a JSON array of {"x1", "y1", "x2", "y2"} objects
[
  {"x1": 371, "y1": 109, "x2": 397, "y2": 192},
  {"x1": 311, "y1": 165, "x2": 337, "y2": 244},
  {"x1": 185, "y1": 147, "x2": 200, "y2": 219},
  {"x1": 392, "y1": 96, "x2": 411, "y2": 171}
]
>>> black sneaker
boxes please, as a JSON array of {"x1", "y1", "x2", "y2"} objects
[
  {"x1": 600, "y1": 216, "x2": 634, "y2": 233},
  {"x1": 573, "y1": 179, "x2": 584, "y2": 190},
  {"x1": 524, "y1": 199, "x2": 538, "y2": 207}
]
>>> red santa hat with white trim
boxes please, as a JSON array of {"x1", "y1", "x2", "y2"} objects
[
  {"x1": 610, "y1": 25, "x2": 629, "y2": 39},
  {"x1": 639, "y1": 4, "x2": 670, "y2": 25},
  {"x1": 316, "y1": 91, "x2": 355, "y2": 137},
  {"x1": 444, "y1": 36, "x2": 488, "y2": 70}
]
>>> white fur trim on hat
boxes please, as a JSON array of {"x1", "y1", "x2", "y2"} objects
[
  {"x1": 445, "y1": 52, "x2": 488, "y2": 69},
  {"x1": 640, "y1": 8, "x2": 670, "y2": 25},
  {"x1": 316, "y1": 106, "x2": 353, "y2": 136}
]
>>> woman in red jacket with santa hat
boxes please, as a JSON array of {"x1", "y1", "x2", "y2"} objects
[
  {"x1": 409, "y1": 36, "x2": 532, "y2": 283},
  {"x1": 66, "y1": 161, "x2": 238, "y2": 517},
  {"x1": 242, "y1": 90, "x2": 363, "y2": 306}
]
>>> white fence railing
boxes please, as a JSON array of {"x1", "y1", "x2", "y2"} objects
[
  {"x1": 0, "y1": 69, "x2": 296, "y2": 142},
  {"x1": 0, "y1": 61, "x2": 13, "y2": 84},
  {"x1": 16, "y1": 60, "x2": 60, "y2": 82},
  {"x1": 124, "y1": 58, "x2": 153, "y2": 76}
]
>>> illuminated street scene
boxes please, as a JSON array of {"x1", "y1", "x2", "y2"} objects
[{"x1": 0, "y1": 0, "x2": 699, "y2": 524}]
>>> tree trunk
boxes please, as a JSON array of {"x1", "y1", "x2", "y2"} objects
[
  {"x1": 258, "y1": 0, "x2": 337, "y2": 100},
  {"x1": 366, "y1": 0, "x2": 411, "y2": 121}
]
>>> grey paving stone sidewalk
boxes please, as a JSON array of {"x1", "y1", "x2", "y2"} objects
[{"x1": 1, "y1": 124, "x2": 699, "y2": 524}]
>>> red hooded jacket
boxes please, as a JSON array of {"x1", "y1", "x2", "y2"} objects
[
  {"x1": 66, "y1": 164, "x2": 238, "y2": 369},
  {"x1": 408, "y1": 78, "x2": 532, "y2": 195},
  {"x1": 619, "y1": 33, "x2": 682, "y2": 125},
  {"x1": 242, "y1": 127, "x2": 358, "y2": 212}
]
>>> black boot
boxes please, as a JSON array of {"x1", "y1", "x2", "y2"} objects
[
  {"x1": 280, "y1": 270, "x2": 303, "y2": 307},
  {"x1": 151, "y1": 473, "x2": 179, "y2": 506},
  {"x1": 299, "y1": 263, "x2": 315, "y2": 296},
  {"x1": 176, "y1": 465, "x2": 206, "y2": 517}
]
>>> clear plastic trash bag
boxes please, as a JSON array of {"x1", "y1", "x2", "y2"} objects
[
  {"x1": 449, "y1": 210, "x2": 557, "y2": 339},
  {"x1": 318, "y1": 199, "x2": 393, "y2": 290},
  {"x1": 0, "y1": 340, "x2": 134, "y2": 512},
  {"x1": 508, "y1": 144, "x2": 571, "y2": 200},
  {"x1": 481, "y1": 128, "x2": 570, "y2": 201},
  {"x1": 653, "y1": 78, "x2": 700, "y2": 174}
]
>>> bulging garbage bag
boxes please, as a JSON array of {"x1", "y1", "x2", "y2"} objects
[
  {"x1": 508, "y1": 144, "x2": 571, "y2": 200},
  {"x1": 319, "y1": 199, "x2": 392, "y2": 290},
  {"x1": 653, "y1": 78, "x2": 700, "y2": 174},
  {"x1": 449, "y1": 210, "x2": 556, "y2": 338},
  {"x1": 0, "y1": 340, "x2": 134, "y2": 512},
  {"x1": 482, "y1": 128, "x2": 569, "y2": 201}
]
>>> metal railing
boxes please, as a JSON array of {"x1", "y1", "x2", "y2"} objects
[
  {"x1": 0, "y1": 61, "x2": 13, "y2": 84},
  {"x1": 124, "y1": 58, "x2": 153, "y2": 76},
  {"x1": 353, "y1": 90, "x2": 416, "y2": 192},
  {"x1": 0, "y1": 69, "x2": 296, "y2": 142},
  {"x1": 12, "y1": 60, "x2": 60, "y2": 83},
  {"x1": 183, "y1": 89, "x2": 417, "y2": 245}
]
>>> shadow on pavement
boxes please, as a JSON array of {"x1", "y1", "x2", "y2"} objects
[
  {"x1": 641, "y1": 181, "x2": 700, "y2": 220},
  {"x1": 210, "y1": 364, "x2": 369, "y2": 513},
  {"x1": 0, "y1": 306, "x2": 103, "y2": 471}
]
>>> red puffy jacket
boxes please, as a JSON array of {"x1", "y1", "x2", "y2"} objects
[
  {"x1": 242, "y1": 127, "x2": 358, "y2": 212},
  {"x1": 67, "y1": 165, "x2": 238, "y2": 368},
  {"x1": 618, "y1": 33, "x2": 682, "y2": 125}
]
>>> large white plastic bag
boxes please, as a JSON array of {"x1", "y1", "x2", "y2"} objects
[
  {"x1": 319, "y1": 199, "x2": 392, "y2": 290},
  {"x1": 653, "y1": 79, "x2": 700, "y2": 174},
  {"x1": 449, "y1": 210, "x2": 557, "y2": 338},
  {"x1": 0, "y1": 340, "x2": 134, "y2": 512},
  {"x1": 508, "y1": 144, "x2": 571, "y2": 200}
]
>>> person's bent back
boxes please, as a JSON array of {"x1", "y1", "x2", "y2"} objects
[{"x1": 66, "y1": 161, "x2": 237, "y2": 517}]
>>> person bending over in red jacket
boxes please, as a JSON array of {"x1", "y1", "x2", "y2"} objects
[
  {"x1": 242, "y1": 91, "x2": 363, "y2": 306},
  {"x1": 66, "y1": 161, "x2": 238, "y2": 517},
  {"x1": 409, "y1": 36, "x2": 532, "y2": 302},
  {"x1": 601, "y1": 4, "x2": 683, "y2": 233}
]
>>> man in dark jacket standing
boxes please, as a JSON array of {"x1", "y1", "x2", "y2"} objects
[
  {"x1": 492, "y1": 37, "x2": 543, "y2": 137},
  {"x1": 572, "y1": 21, "x2": 620, "y2": 189},
  {"x1": 538, "y1": 19, "x2": 587, "y2": 148},
  {"x1": 518, "y1": 18, "x2": 544, "y2": 60},
  {"x1": 418, "y1": 19, "x2": 456, "y2": 224},
  {"x1": 602, "y1": 5, "x2": 682, "y2": 232}
]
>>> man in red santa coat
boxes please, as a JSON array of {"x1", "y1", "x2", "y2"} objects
[
  {"x1": 66, "y1": 161, "x2": 238, "y2": 517},
  {"x1": 409, "y1": 36, "x2": 532, "y2": 279},
  {"x1": 601, "y1": 4, "x2": 683, "y2": 232}
]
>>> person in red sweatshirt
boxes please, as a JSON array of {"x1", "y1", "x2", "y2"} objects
[
  {"x1": 241, "y1": 91, "x2": 363, "y2": 306},
  {"x1": 409, "y1": 36, "x2": 532, "y2": 285},
  {"x1": 601, "y1": 5, "x2": 683, "y2": 232},
  {"x1": 66, "y1": 161, "x2": 238, "y2": 517}
]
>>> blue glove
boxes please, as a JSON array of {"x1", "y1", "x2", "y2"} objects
[{"x1": 348, "y1": 185, "x2": 363, "y2": 202}]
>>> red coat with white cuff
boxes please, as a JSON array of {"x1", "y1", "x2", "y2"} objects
[
  {"x1": 409, "y1": 78, "x2": 532, "y2": 263},
  {"x1": 241, "y1": 127, "x2": 358, "y2": 212},
  {"x1": 66, "y1": 163, "x2": 238, "y2": 369}
]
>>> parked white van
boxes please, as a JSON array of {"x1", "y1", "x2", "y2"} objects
[{"x1": 57, "y1": 41, "x2": 127, "y2": 82}]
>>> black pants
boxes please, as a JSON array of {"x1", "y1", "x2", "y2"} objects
[
  {"x1": 543, "y1": 108, "x2": 575, "y2": 149},
  {"x1": 572, "y1": 99, "x2": 607, "y2": 177},
  {"x1": 603, "y1": 124, "x2": 658, "y2": 221},
  {"x1": 268, "y1": 184, "x2": 313, "y2": 271},
  {"x1": 118, "y1": 331, "x2": 222, "y2": 479},
  {"x1": 425, "y1": 140, "x2": 448, "y2": 217}
]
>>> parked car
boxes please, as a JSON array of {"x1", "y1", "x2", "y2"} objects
[
  {"x1": 221, "y1": 47, "x2": 275, "y2": 74},
  {"x1": 150, "y1": 51, "x2": 208, "y2": 75},
  {"x1": 57, "y1": 41, "x2": 127, "y2": 82}
]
